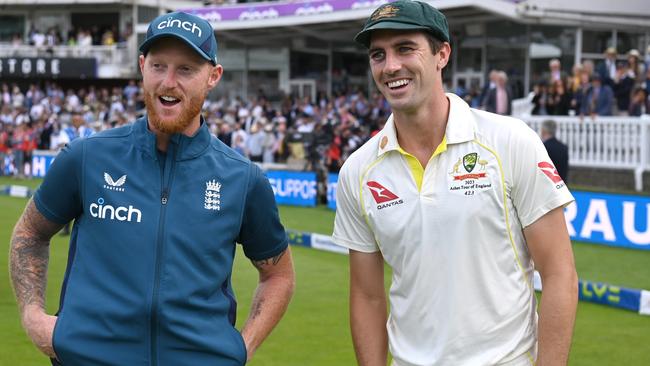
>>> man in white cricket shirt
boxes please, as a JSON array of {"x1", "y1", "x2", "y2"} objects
[{"x1": 332, "y1": 1, "x2": 578, "y2": 365}]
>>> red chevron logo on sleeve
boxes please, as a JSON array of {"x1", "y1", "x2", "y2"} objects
[
  {"x1": 537, "y1": 161, "x2": 563, "y2": 183},
  {"x1": 367, "y1": 181, "x2": 399, "y2": 203}
]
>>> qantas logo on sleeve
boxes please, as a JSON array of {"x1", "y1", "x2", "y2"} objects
[
  {"x1": 537, "y1": 162, "x2": 564, "y2": 185},
  {"x1": 367, "y1": 181, "x2": 403, "y2": 209}
]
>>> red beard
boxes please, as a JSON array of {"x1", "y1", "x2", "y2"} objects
[{"x1": 144, "y1": 89, "x2": 203, "y2": 134}]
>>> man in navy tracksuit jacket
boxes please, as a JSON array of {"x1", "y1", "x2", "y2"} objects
[{"x1": 9, "y1": 12, "x2": 295, "y2": 365}]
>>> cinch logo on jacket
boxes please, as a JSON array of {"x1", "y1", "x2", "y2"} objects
[{"x1": 89, "y1": 197, "x2": 142, "y2": 223}]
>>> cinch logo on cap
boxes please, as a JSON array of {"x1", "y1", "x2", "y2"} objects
[
  {"x1": 538, "y1": 161, "x2": 563, "y2": 183},
  {"x1": 157, "y1": 17, "x2": 202, "y2": 38},
  {"x1": 140, "y1": 11, "x2": 218, "y2": 65}
]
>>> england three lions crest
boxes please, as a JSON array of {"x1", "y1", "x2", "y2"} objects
[{"x1": 205, "y1": 179, "x2": 221, "y2": 211}]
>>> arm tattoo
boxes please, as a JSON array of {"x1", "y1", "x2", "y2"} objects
[
  {"x1": 250, "y1": 248, "x2": 287, "y2": 270},
  {"x1": 9, "y1": 200, "x2": 65, "y2": 313},
  {"x1": 250, "y1": 298, "x2": 265, "y2": 320}
]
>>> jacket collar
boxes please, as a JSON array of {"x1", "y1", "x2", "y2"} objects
[{"x1": 133, "y1": 115, "x2": 211, "y2": 161}]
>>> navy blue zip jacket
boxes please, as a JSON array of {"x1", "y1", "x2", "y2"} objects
[{"x1": 34, "y1": 117, "x2": 288, "y2": 365}]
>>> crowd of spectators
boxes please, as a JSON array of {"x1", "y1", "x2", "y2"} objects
[
  {"x1": 207, "y1": 90, "x2": 390, "y2": 182},
  {"x1": 0, "y1": 81, "x2": 391, "y2": 182},
  {"x1": 452, "y1": 70, "x2": 514, "y2": 116},
  {"x1": 531, "y1": 47, "x2": 650, "y2": 117},
  {"x1": 2, "y1": 56, "x2": 649, "y2": 181},
  {"x1": 0, "y1": 81, "x2": 142, "y2": 177},
  {"x1": 8, "y1": 24, "x2": 133, "y2": 47}
]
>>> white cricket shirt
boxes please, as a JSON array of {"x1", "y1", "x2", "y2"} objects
[{"x1": 333, "y1": 93, "x2": 574, "y2": 366}]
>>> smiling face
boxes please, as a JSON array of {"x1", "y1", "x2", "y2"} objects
[
  {"x1": 139, "y1": 37, "x2": 222, "y2": 135},
  {"x1": 368, "y1": 30, "x2": 449, "y2": 114}
]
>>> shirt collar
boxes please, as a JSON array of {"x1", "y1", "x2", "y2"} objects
[
  {"x1": 375, "y1": 114, "x2": 400, "y2": 156},
  {"x1": 375, "y1": 93, "x2": 476, "y2": 157},
  {"x1": 445, "y1": 93, "x2": 477, "y2": 144}
]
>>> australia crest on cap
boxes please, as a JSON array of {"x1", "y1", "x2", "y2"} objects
[{"x1": 371, "y1": 4, "x2": 400, "y2": 21}]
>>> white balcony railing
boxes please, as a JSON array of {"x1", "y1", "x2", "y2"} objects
[{"x1": 522, "y1": 115, "x2": 650, "y2": 191}]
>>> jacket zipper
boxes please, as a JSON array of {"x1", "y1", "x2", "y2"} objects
[{"x1": 150, "y1": 143, "x2": 177, "y2": 366}]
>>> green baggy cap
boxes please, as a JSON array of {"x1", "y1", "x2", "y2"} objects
[{"x1": 354, "y1": 0, "x2": 450, "y2": 48}]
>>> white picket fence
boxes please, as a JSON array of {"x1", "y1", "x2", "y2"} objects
[{"x1": 520, "y1": 115, "x2": 650, "y2": 191}]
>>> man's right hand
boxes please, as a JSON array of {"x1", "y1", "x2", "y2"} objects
[{"x1": 22, "y1": 305, "x2": 58, "y2": 359}]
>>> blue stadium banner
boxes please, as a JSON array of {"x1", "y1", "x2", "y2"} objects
[
  {"x1": 578, "y1": 280, "x2": 641, "y2": 312},
  {"x1": 266, "y1": 170, "x2": 317, "y2": 207},
  {"x1": 31, "y1": 150, "x2": 58, "y2": 178},
  {"x1": 286, "y1": 229, "x2": 312, "y2": 248},
  {"x1": 566, "y1": 191, "x2": 650, "y2": 250},
  {"x1": 327, "y1": 173, "x2": 338, "y2": 210}
]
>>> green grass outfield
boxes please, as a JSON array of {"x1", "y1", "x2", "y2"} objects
[{"x1": 1, "y1": 177, "x2": 649, "y2": 365}]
